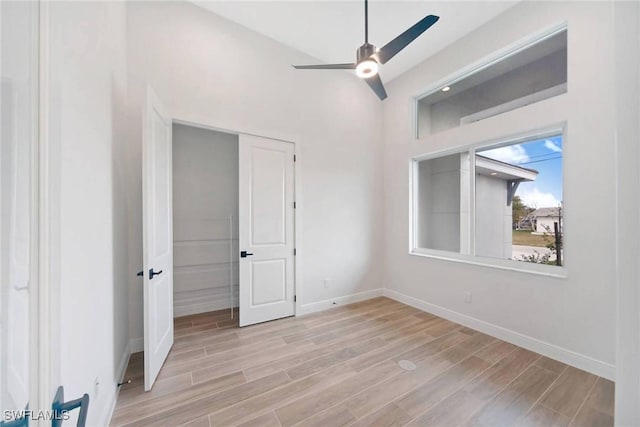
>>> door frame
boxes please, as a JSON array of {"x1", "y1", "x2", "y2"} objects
[
  {"x1": 37, "y1": 1, "x2": 52, "y2": 425},
  {"x1": 0, "y1": 0, "x2": 51, "y2": 424},
  {"x1": 171, "y1": 116, "x2": 301, "y2": 318}
]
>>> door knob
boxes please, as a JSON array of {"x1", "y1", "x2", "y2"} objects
[
  {"x1": 149, "y1": 268, "x2": 163, "y2": 279},
  {"x1": 240, "y1": 251, "x2": 254, "y2": 258}
]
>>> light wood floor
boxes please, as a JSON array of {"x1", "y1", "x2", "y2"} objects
[{"x1": 111, "y1": 297, "x2": 614, "y2": 427}]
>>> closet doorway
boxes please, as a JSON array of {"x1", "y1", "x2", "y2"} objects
[
  {"x1": 172, "y1": 124, "x2": 240, "y2": 320},
  {"x1": 171, "y1": 123, "x2": 296, "y2": 328},
  {"x1": 142, "y1": 88, "x2": 297, "y2": 390}
]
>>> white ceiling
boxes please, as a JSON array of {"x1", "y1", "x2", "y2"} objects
[{"x1": 194, "y1": 1, "x2": 519, "y2": 82}]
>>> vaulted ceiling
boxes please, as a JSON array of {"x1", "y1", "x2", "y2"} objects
[{"x1": 194, "y1": 1, "x2": 519, "y2": 82}]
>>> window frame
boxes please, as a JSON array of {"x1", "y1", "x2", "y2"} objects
[
  {"x1": 409, "y1": 126, "x2": 568, "y2": 278},
  {"x1": 411, "y1": 22, "x2": 568, "y2": 141}
]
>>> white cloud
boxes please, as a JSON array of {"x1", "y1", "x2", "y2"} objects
[
  {"x1": 480, "y1": 144, "x2": 529, "y2": 164},
  {"x1": 544, "y1": 139, "x2": 562, "y2": 153},
  {"x1": 518, "y1": 187, "x2": 560, "y2": 208}
]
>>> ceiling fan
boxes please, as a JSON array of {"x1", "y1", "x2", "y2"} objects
[{"x1": 292, "y1": 0, "x2": 439, "y2": 100}]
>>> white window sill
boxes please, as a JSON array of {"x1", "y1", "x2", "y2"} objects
[{"x1": 409, "y1": 248, "x2": 568, "y2": 279}]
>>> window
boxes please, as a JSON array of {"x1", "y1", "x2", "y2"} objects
[
  {"x1": 412, "y1": 133, "x2": 564, "y2": 268},
  {"x1": 416, "y1": 28, "x2": 567, "y2": 138}
]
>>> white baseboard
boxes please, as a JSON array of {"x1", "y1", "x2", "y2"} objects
[
  {"x1": 297, "y1": 288, "x2": 384, "y2": 316},
  {"x1": 99, "y1": 342, "x2": 131, "y2": 427},
  {"x1": 129, "y1": 337, "x2": 143, "y2": 354},
  {"x1": 383, "y1": 289, "x2": 615, "y2": 380}
]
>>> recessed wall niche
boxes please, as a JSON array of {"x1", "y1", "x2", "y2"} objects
[{"x1": 416, "y1": 29, "x2": 567, "y2": 138}]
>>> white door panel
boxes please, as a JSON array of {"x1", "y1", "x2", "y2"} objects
[
  {"x1": 239, "y1": 135, "x2": 295, "y2": 327},
  {"x1": 143, "y1": 87, "x2": 174, "y2": 390},
  {"x1": 2, "y1": 0, "x2": 37, "y2": 410}
]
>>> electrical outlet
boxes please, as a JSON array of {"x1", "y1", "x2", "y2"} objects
[
  {"x1": 323, "y1": 278, "x2": 331, "y2": 289},
  {"x1": 464, "y1": 292, "x2": 472, "y2": 303}
]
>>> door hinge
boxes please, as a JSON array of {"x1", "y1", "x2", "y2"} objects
[
  {"x1": 293, "y1": 154, "x2": 296, "y2": 162},
  {"x1": 294, "y1": 248, "x2": 297, "y2": 256},
  {"x1": 293, "y1": 201, "x2": 296, "y2": 209},
  {"x1": 294, "y1": 295, "x2": 297, "y2": 302}
]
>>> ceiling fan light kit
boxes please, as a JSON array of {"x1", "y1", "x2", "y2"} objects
[{"x1": 292, "y1": 0, "x2": 439, "y2": 100}]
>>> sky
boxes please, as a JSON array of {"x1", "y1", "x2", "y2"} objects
[{"x1": 479, "y1": 135, "x2": 563, "y2": 209}]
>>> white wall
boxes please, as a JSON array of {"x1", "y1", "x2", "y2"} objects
[
  {"x1": 126, "y1": 1, "x2": 384, "y2": 344},
  {"x1": 614, "y1": 1, "x2": 640, "y2": 424},
  {"x1": 172, "y1": 124, "x2": 239, "y2": 316},
  {"x1": 382, "y1": 2, "x2": 617, "y2": 378},
  {"x1": 47, "y1": 2, "x2": 130, "y2": 425}
]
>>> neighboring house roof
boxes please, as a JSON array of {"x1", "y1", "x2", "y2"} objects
[
  {"x1": 475, "y1": 155, "x2": 539, "y2": 181},
  {"x1": 532, "y1": 207, "x2": 561, "y2": 217},
  {"x1": 475, "y1": 155, "x2": 539, "y2": 174}
]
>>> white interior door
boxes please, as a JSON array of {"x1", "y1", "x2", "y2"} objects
[
  {"x1": 239, "y1": 135, "x2": 295, "y2": 327},
  {"x1": 1, "y1": 0, "x2": 38, "y2": 414},
  {"x1": 142, "y1": 87, "x2": 174, "y2": 390},
  {"x1": 1, "y1": 78, "x2": 31, "y2": 415}
]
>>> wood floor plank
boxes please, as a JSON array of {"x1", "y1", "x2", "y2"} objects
[
  {"x1": 172, "y1": 329, "x2": 240, "y2": 354},
  {"x1": 242, "y1": 336, "x2": 365, "y2": 382},
  {"x1": 408, "y1": 341, "x2": 529, "y2": 426},
  {"x1": 569, "y1": 377, "x2": 615, "y2": 427},
  {"x1": 436, "y1": 332, "x2": 494, "y2": 365},
  {"x1": 516, "y1": 405, "x2": 571, "y2": 427},
  {"x1": 166, "y1": 348, "x2": 207, "y2": 365},
  {"x1": 177, "y1": 415, "x2": 211, "y2": 427},
  {"x1": 395, "y1": 356, "x2": 491, "y2": 418},
  {"x1": 390, "y1": 331, "x2": 470, "y2": 365},
  {"x1": 344, "y1": 337, "x2": 475, "y2": 419},
  {"x1": 311, "y1": 313, "x2": 420, "y2": 346},
  {"x1": 464, "y1": 365, "x2": 559, "y2": 427},
  {"x1": 535, "y1": 356, "x2": 568, "y2": 374},
  {"x1": 406, "y1": 390, "x2": 484, "y2": 427},
  {"x1": 192, "y1": 340, "x2": 311, "y2": 385},
  {"x1": 378, "y1": 317, "x2": 445, "y2": 343},
  {"x1": 463, "y1": 347, "x2": 541, "y2": 402},
  {"x1": 111, "y1": 371, "x2": 248, "y2": 426},
  {"x1": 570, "y1": 405, "x2": 613, "y2": 427},
  {"x1": 538, "y1": 366, "x2": 598, "y2": 418},
  {"x1": 209, "y1": 363, "x2": 355, "y2": 426},
  {"x1": 474, "y1": 340, "x2": 517, "y2": 364},
  {"x1": 582, "y1": 377, "x2": 615, "y2": 416},
  {"x1": 282, "y1": 316, "x2": 369, "y2": 344},
  {"x1": 158, "y1": 338, "x2": 291, "y2": 381},
  {"x1": 115, "y1": 372, "x2": 193, "y2": 409},
  {"x1": 346, "y1": 331, "x2": 439, "y2": 372},
  {"x1": 290, "y1": 404, "x2": 355, "y2": 427},
  {"x1": 351, "y1": 402, "x2": 412, "y2": 427},
  {"x1": 112, "y1": 299, "x2": 615, "y2": 427},
  {"x1": 275, "y1": 359, "x2": 401, "y2": 426},
  {"x1": 236, "y1": 411, "x2": 281, "y2": 427},
  {"x1": 118, "y1": 371, "x2": 290, "y2": 427},
  {"x1": 285, "y1": 337, "x2": 387, "y2": 380},
  {"x1": 174, "y1": 321, "x2": 220, "y2": 338}
]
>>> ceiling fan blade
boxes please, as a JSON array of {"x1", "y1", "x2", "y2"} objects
[
  {"x1": 292, "y1": 63, "x2": 356, "y2": 70},
  {"x1": 364, "y1": 74, "x2": 387, "y2": 100},
  {"x1": 376, "y1": 15, "x2": 439, "y2": 64}
]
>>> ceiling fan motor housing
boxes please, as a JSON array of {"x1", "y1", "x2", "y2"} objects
[{"x1": 357, "y1": 43, "x2": 377, "y2": 64}]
